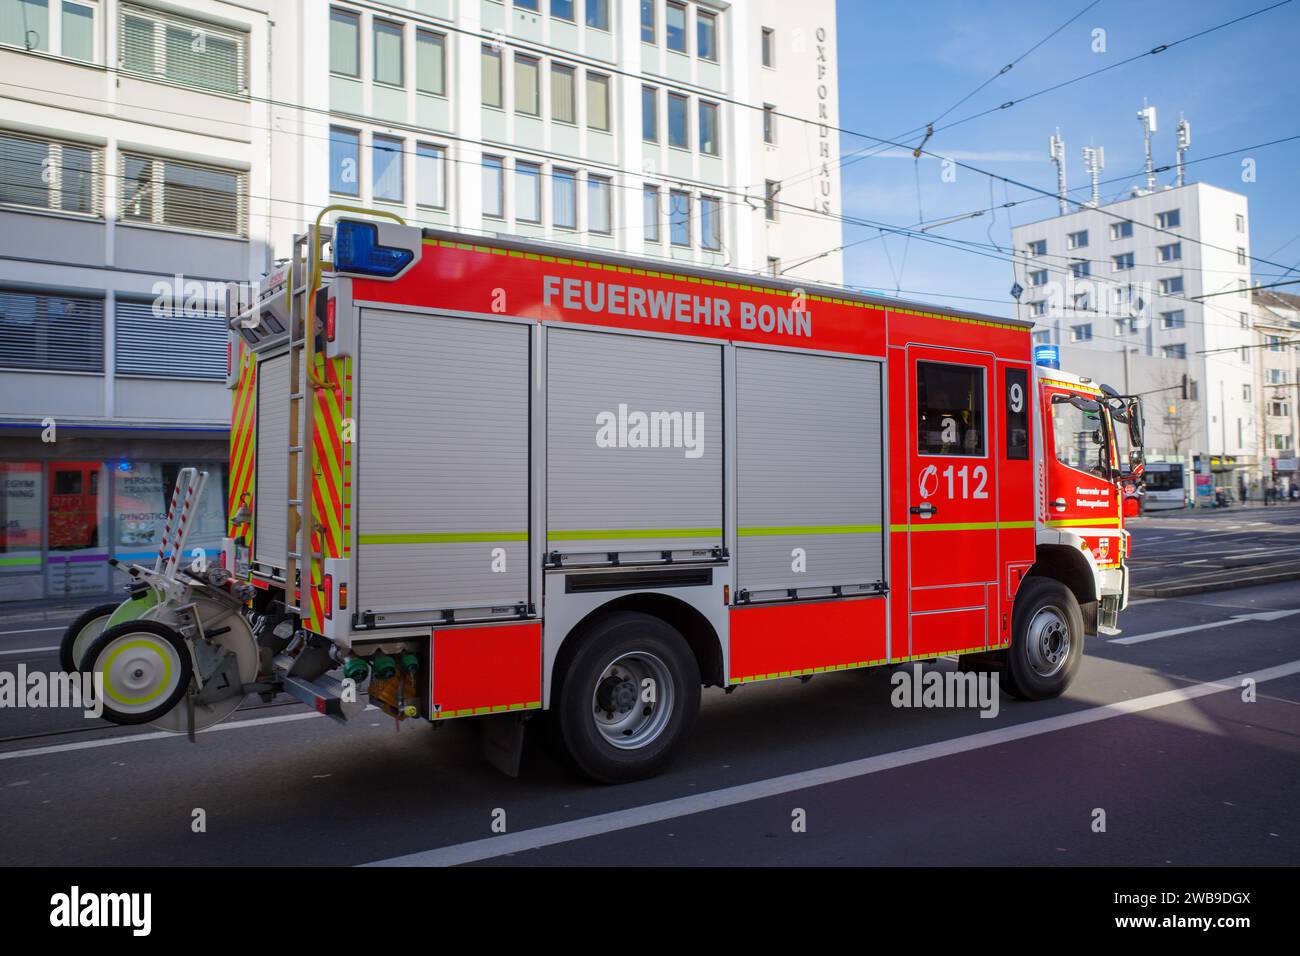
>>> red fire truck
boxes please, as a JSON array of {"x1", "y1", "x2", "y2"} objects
[{"x1": 80, "y1": 211, "x2": 1146, "y2": 783}]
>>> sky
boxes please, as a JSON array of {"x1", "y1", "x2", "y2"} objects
[{"x1": 823, "y1": 0, "x2": 1300, "y2": 318}]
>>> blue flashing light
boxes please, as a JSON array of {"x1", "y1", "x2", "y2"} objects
[
  {"x1": 1034, "y1": 344, "x2": 1060, "y2": 369},
  {"x1": 333, "y1": 220, "x2": 414, "y2": 278}
]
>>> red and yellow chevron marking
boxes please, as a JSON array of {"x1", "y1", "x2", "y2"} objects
[
  {"x1": 304, "y1": 354, "x2": 350, "y2": 632},
  {"x1": 228, "y1": 345, "x2": 258, "y2": 546}
]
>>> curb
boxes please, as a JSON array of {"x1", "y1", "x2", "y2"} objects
[{"x1": 1132, "y1": 566, "x2": 1300, "y2": 598}]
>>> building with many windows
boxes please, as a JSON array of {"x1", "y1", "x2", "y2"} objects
[
  {"x1": 1011, "y1": 180, "x2": 1256, "y2": 496},
  {"x1": 0, "y1": 0, "x2": 843, "y2": 602},
  {"x1": 1251, "y1": 289, "x2": 1300, "y2": 492}
]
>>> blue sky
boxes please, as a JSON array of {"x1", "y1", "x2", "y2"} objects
[{"x1": 827, "y1": 0, "x2": 1300, "y2": 317}]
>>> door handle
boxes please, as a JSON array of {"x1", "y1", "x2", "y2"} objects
[
  {"x1": 1051, "y1": 497, "x2": 1068, "y2": 511},
  {"x1": 910, "y1": 503, "x2": 938, "y2": 517}
]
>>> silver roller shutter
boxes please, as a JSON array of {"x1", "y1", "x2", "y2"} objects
[
  {"x1": 253, "y1": 352, "x2": 290, "y2": 569},
  {"x1": 547, "y1": 328, "x2": 723, "y2": 558},
  {"x1": 356, "y1": 309, "x2": 530, "y2": 616},
  {"x1": 736, "y1": 347, "x2": 884, "y2": 600}
]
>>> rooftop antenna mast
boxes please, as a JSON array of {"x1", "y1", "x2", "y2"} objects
[
  {"x1": 1081, "y1": 145, "x2": 1105, "y2": 207},
  {"x1": 1049, "y1": 130, "x2": 1068, "y2": 215},
  {"x1": 1175, "y1": 114, "x2": 1191, "y2": 187},
  {"x1": 1137, "y1": 100, "x2": 1158, "y2": 194}
]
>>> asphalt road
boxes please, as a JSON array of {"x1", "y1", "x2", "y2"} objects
[
  {"x1": 0, "y1": 539, "x2": 1296, "y2": 867},
  {"x1": 1128, "y1": 502, "x2": 1300, "y2": 590}
]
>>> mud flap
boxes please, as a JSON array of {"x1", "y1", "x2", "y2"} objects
[{"x1": 481, "y1": 713, "x2": 528, "y2": 778}]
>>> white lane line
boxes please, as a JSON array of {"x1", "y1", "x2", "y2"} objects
[
  {"x1": 364, "y1": 659, "x2": 1300, "y2": 868},
  {"x1": 0, "y1": 710, "x2": 325, "y2": 761},
  {"x1": 0, "y1": 626, "x2": 66, "y2": 636},
  {"x1": 1113, "y1": 608, "x2": 1300, "y2": 645},
  {"x1": 1125, "y1": 598, "x2": 1165, "y2": 606},
  {"x1": 0, "y1": 646, "x2": 58, "y2": 657}
]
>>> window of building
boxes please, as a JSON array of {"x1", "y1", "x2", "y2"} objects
[
  {"x1": 917, "y1": 362, "x2": 985, "y2": 456},
  {"x1": 373, "y1": 19, "x2": 404, "y2": 87},
  {"x1": 1029, "y1": 269, "x2": 1048, "y2": 287},
  {"x1": 1243, "y1": 384, "x2": 1252, "y2": 401},
  {"x1": 514, "y1": 54, "x2": 540, "y2": 116},
  {"x1": 665, "y1": 1, "x2": 686, "y2": 52},
  {"x1": 1030, "y1": 300, "x2": 1046, "y2": 318},
  {"x1": 669, "y1": 189, "x2": 690, "y2": 246},
  {"x1": 699, "y1": 100, "x2": 719, "y2": 156},
  {"x1": 483, "y1": 154, "x2": 504, "y2": 218},
  {"x1": 482, "y1": 46, "x2": 502, "y2": 107},
  {"x1": 415, "y1": 143, "x2": 446, "y2": 209},
  {"x1": 1239, "y1": 279, "x2": 1248, "y2": 298},
  {"x1": 0, "y1": 130, "x2": 100, "y2": 216},
  {"x1": 1160, "y1": 309, "x2": 1185, "y2": 330},
  {"x1": 120, "y1": 3, "x2": 247, "y2": 95},
  {"x1": 667, "y1": 92, "x2": 688, "y2": 148},
  {"x1": 1241, "y1": 312, "x2": 1250, "y2": 329},
  {"x1": 1070, "y1": 261, "x2": 1090, "y2": 278},
  {"x1": 1112, "y1": 252, "x2": 1134, "y2": 271},
  {"x1": 115, "y1": 297, "x2": 224, "y2": 379},
  {"x1": 553, "y1": 167, "x2": 578, "y2": 230},
  {"x1": 1159, "y1": 276, "x2": 1184, "y2": 295},
  {"x1": 329, "y1": 127, "x2": 360, "y2": 195},
  {"x1": 1114, "y1": 318, "x2": 1130, "y2": 336},
  {"x1": 761, "y1": 26, "x2": 774, "y2": 67},
  {"x1": 1268, "y1": 335, "x2": 1285, "y2": 352},
  {"x1": 585, "y1": 0, "x2": 609, "y2": 31},
  {"x1": 515, "y1": 0, "x2": 540, "y2": 11},
  {"x1": 767, "y1": 257, "x2": 780, "y2": 276},
  {"x1": 1070, "y1": 323, "x2": 1092, "y2": 343},
  {"x1": 1067, "y1": 229, "x2": 1088, "y2": 249},
  {"x1": 1237, "y1": 246, "x2": 1247, "y2": 265},
  {"x1": 372, "y1": 135, "x2": 403, "y2": 202},
  {"x1": 1026, "y1": 238, "x2": 1046, "y2": 257},
  {"x1": 61, "y1": 1, "x2": 95, "y2": 61},
  {"x1": 587, "y1": 174, "x2": 611, "y2": 234},
  {"x1": 643, "y1": 185, "x2": 660, "y2": 242},
  {"x1": 762, "y1": 103, "x2": 776, "y2": 144},
  {"x1": 700, "y1": 195, "x2": 721, "y2": 250},
  {"x1": 1270, "y1": 402, "x2": 1290, "y2": 418},
  {"x1": 697, "y1": 10, "x2": 717, "y2": 61},
  {"x1": 1236, "y1": 213, "x2": 1245, "y2": 233},
  {"x1": 552, "y1": 63, "x2": 576, "y2": 123},
  {"x1": 641, "y1": 85, "x2": 657, "y2": 141},
  {"x1": 1158, "y1": 242, "x2": 1181, "y2": 262},
  {"x1": 1162, "y1": 343, "x2": 1186, "y2": 359},
  {"x1": 515, "y1": 160, "x2": 541, "y2": 223},
  {"x1": 1109, "y1": 220, "x2": 1132, "y2": 240},
  {"x1": 1156, "y1": 208, "x2": 1180, "y2": 229},
  {"x1": 764, "y1": 180, "x2": 778, "y2": 221},
  {"x1": 551, "y1": 0, "x2": 574, "y2": 20},
  {"x1": 1268, "y1": 368, "x2": 1285, "y2": 384},
  {"x1": 0, "y1": 288, "x2": 103, "y2": 372},
  {"x1": 416, "y1": 30, "x2": 446, "y2": 95},
  {"x1": 586, "y1": 72, "x2": 610, "y2": 130},
  {"x1": 120, "y1": 152, "x2": 247, "y2": 235},
  {"x1": 329, "y1": 7, "x2": 360, "y2": 77},
  {"x1": 1072, "y1": 292, "x2": 1090, "y2": 312},
  {"x1": 1032, "y1": 329, "x2": 1051, "y2": 345},
  {"x1": 1272, "y1": 434, "x2": 1289, "y2": 450},
  {"x1": 640, "y1": 0, "x2": 654, "y2": 42}
]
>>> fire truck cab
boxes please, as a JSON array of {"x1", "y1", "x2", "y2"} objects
[{"x1": 96, "y1": 212, "x2": 1145, "y2": 783}]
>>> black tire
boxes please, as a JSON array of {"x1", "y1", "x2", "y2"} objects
[
  {"x1": 1005, "y1": 576, "x2": 1084, "y2": 701},
  {"x1": 552, "y1": 611, "x2": 701, "y2": 784},
  {"x1": 59, "y1": 602, "x2": 122, "y2": 673},
  {"x1": 83, "y1": 620, "x2": 193, "y2": 725}
]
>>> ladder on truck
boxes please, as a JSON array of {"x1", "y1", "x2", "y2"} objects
[{"x1": 283, "y1": 206, "x2": 407, "y2": 619}]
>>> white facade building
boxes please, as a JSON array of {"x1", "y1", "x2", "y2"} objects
[
  {"x1": 1011, "y1": 180, "x2": 1255, "y2": 493},
  {"x1": 0, "y1": 0, "x2": 843, "y2": 602},
  {"x1": 1251, "y1": 289, "x2": 1300, "y2": 490}
]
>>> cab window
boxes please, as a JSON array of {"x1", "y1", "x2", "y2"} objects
[
  {"x1": 1050, "y1": 395, "x2": 1108, "y2": 475},
  {"x1": 917, "y1": 361, "x2": 985, "y2": 456}
]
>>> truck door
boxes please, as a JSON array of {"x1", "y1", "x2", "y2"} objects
[
  {"x1": 905, "y1": 346, "x2": 999, "y2": 655},
  {"x1": 1042, "y1": 384, "x2": 1121, "y2": 565}
]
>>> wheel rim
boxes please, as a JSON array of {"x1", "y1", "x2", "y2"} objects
[
  {"x1": 590, "y1": 651, "x2": 675, "y2": 750},
  {"x1": 96, "y1": 632, "x2": 185, "y2": 716},
  {"x1": 71, "y1": 613, "x2": 112, "y2": 670},
  {"x1": 1025, "y1": 605, "x2": 1071, "y2": 678}
]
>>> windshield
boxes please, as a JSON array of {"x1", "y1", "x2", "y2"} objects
[
  {"x1": 1145, "y1": 467, "x2": 1184, "y2": 491},
  {"x1": 1050, "y1": 395, "x2": 1113, "y2": 478}
]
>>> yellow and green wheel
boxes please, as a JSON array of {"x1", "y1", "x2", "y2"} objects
[{"x1": 84, "y1": 620, "x2": 192, "y2": 725}]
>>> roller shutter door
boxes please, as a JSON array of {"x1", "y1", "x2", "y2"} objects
[
  {"x1": 356, "y1": 310, "x2": 530, "y2": 616},
  {"x1": 736, "y1": 347, "x2": 884, "y2": 600},
  {"x1": 253, "y1": 352, "x2": 290, "y2": 569},
  {"x1": 547, "y1": 328, "x2": 723, "y2": 559}
]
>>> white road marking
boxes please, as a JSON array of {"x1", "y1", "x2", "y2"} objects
[
  {"x1": 0, "y1": 646, "x2": 58, "y2": 657},
  {"x1": 1113, "y1": 608, "x2": 1300, "y2": 645},
  {"x1": 0, "y1": 626, "x2": 66, "y2": 636},
  {"x1": 363, "y1": 659, "x2": 1300, "y2": 867}
]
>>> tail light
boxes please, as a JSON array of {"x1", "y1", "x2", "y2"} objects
[
  {"x1": 323, "y1": 573, "x2": 333, "y2": 620},
  {"x1": 326, "y1": 298, "x2": 336, "y2": 341},
  {"x1": 338, "y1": 583, "x2": 348, "y2": 610}
]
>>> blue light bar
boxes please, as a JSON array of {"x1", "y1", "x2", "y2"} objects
[
  {"x1": 333, "y1": 220, "x2": 414, "y2": 278},
  {"x1": 1034, "y1": 344, "x2": 1060, "y2": 369}
]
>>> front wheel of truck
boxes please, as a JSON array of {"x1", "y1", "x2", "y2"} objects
[
  {"x1": 1004, "y1": 576, "x2": 1084, "y2": 701},
  {"x1": 553, "y1": 611, "x2": 701, "y2": 784}
]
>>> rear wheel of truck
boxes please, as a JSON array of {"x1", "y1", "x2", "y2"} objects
[
  {"x1": 1005, "y1": 576, "x2": 1083, "y2": 701},
  {"x1": 553, "y1": 611, "x2": 701, "y2": 784}
]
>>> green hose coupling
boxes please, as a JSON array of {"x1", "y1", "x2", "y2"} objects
[
  {"x1": 342, "y1": 657, "x2": 370, "y2": 683},
  {"x1": 399, "y1": 653, "x2": 420, "y2": 675},
  {"x1": 370, "y1": 654, "x2": 398, "y2": 681}
]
